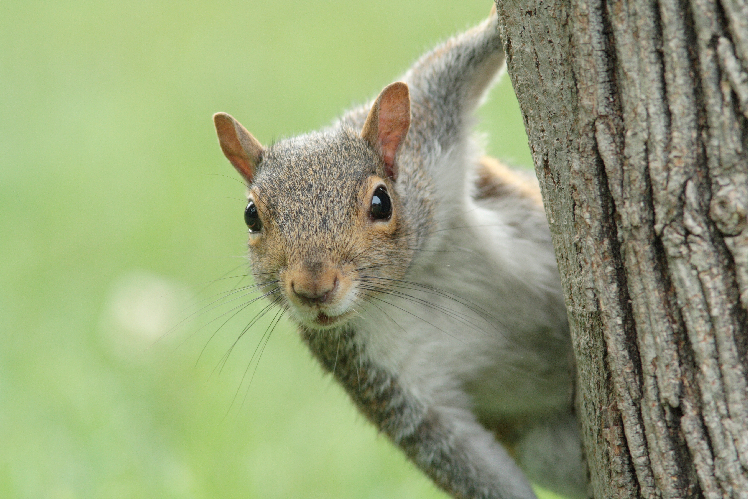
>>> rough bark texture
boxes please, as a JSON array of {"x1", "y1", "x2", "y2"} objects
[{"x1": 496, "y1": 0, "x2": 748, "y2": 497}]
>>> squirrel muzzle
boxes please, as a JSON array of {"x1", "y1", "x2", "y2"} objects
[{"x1": 282, "y1": 261, "x2": 355, "y2": 329}]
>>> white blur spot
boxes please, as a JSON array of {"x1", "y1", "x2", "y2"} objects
[{"x1": 101, "y1": 271, "x2": 189, "y2": 360}]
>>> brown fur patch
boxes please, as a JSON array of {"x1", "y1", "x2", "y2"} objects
[{"x1": 473, "y1": 156, "x2": 543, "y2": 206}]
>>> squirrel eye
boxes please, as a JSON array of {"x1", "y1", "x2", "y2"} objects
[
  {"x1": 369, "y1": 185, "x2": 392, "y2": 221},
  {"x1": 244, "y1": 201, "x2": 263, "y2": 232}
]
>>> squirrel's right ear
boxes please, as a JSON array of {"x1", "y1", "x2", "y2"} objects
[
  {"x1": 362, "y1": 82, "x2": 410, "y2": 181},
  {"x1": 213, "y1": 112, "x2": 264, "y2": 183}
]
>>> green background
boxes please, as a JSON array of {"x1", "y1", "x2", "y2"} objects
[{"x1": 0, "y1": 1, "x2": 562, "y2": 498}]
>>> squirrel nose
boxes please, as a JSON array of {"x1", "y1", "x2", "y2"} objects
[{"x1": 290, "y1": 274, "x2": 339, "y2": 306}]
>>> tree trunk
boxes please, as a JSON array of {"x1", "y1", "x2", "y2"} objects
[{"x1": 495, "y1": 0, "x2": 748, "y2": 497}]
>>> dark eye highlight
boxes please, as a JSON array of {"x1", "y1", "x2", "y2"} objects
[
  {"x1": 244, "y1": 201, "x2": 263, "y2": 232},
  {"x1": 370, "y1": 185, "x2": 392, "y2": 221}
]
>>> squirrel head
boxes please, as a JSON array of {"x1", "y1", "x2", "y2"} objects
[{"x1": 214, "y1": 83, "x2": 414, "y2": 330}]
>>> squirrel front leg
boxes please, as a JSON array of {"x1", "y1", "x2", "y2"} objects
[
  {"x1": 302, "y1": 327, "x2": 538, "y2": 499},
  {"x1": 396, "y1": 406, "x2": 538, "y2": 499}
]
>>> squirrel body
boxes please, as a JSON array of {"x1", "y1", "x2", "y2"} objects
[{"x1": 213, "y1": 12, "x2": 585, "y2": 499}]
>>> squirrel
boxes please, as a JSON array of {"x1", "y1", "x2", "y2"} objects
[{"x1": 212, "y1": 9, "x2": 585, "y2": 499}]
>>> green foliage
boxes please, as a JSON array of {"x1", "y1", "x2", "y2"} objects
[{"x1": 0, "y1": 1, "x2": 552, "y2": 498}]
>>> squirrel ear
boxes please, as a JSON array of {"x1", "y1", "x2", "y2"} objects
[
  {"x1": 213, "y1": 112, "x2": 264, "y2": 183},
  {"x1": 361, "y1": 82, "x2": 410, "y2": 180}
]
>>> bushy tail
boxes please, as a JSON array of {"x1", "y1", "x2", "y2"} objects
[{"x1": 402, "y1": 12, "x2": 505, "y2": 149}]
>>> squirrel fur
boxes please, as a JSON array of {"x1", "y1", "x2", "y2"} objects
[{"x1": 213, "y1": 11, "x2": 585, "y2": 499}]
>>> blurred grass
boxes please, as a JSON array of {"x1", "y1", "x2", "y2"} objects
[{"x1": 0, "y1": 1, "x2": 563, "y2": 498}]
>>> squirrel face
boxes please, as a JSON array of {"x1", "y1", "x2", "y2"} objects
[
  {"x1": 214, "y1": 83, "x2": 414, "y2": 331},
  {"x1": 246, "y1": 136, "x2": 411, "y2": 330}
]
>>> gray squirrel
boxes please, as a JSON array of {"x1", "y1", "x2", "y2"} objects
[{"x1": 212, "y1": 9, "x2": 586, "y2": 499}]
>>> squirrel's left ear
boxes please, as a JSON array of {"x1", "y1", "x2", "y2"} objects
[
  {"x1": 213, "y1": 112, "x2": 264, "y2": 183},
  {"x1": 361, "y1": 82, "x2": 410, "y2": 180}
]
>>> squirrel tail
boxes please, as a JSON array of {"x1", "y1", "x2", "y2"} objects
[{"x1": 402, "y1": 10, "x2": 505, "y2": 136}]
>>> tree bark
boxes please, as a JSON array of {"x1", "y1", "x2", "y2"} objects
[{"x1": 495, "y1": 0, "x2": 748, "y2": 497}]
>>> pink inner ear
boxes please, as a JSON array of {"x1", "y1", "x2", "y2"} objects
[
  {"x1": 377, "y1": 85, "x2": 410, "y2": 178},
  {"x1": 214, "y1": 113, "x2": 262, "y2": 182},
  {"x1": 379, "y1": 119, "x2": 407, "y2": 165},
  {"x1": 225, "y1": 151, "x2": 254, "y2": 180}
]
